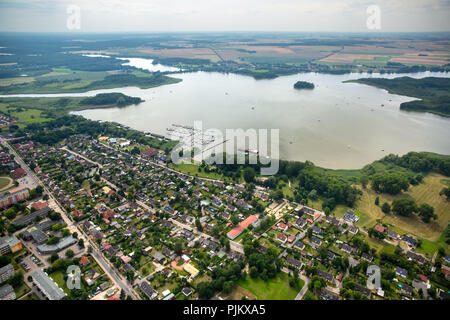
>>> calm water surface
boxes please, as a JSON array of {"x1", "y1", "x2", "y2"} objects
[{"x1": 2, "y1": 58, "x2": 449, "y2": 169}]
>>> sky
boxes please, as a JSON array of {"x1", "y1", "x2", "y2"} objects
[{"x1": 0, "y1": 0, "x2": 449, "y2": 33}]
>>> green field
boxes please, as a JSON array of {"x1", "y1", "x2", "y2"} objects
[
  {"x1": 237, "y1": 273, "x2": 303, "y2": 300},
  {"x1": 0, "y1": 176, "x2": 13, "y2": 190},
  {"x1": 0, "y1": 92, "x2": 146, "y2": 125},
  {"x1": 0, "y1": 67, "x2": 181, "y2": 94},
  {"x1": 49, "y1": 271, "x2": 70, "y2": 295}
]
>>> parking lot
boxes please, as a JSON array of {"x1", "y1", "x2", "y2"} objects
[{"x1": 17, "y1": 174, "x2": 38, "y2": 190}]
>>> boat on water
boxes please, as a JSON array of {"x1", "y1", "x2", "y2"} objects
[{"x1": 238, "y1": 148, "x2": 259, "y2": 154}]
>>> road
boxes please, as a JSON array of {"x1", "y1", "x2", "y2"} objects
[
  {"x1": 281, "y1": 267, "x2": 311, "y2": 300},
  {"x1": 1, "y1": 137, "x2": 139, "y2": 300},
  {"x1": 61, "y1": 146, "x2": 104, "y2": 168},
  {"x1": 295, "y1": 274, "x2": 311, "y2": 300}
]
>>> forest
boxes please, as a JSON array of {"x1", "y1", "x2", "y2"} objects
[{"x1": 347, "y1": 77, "x2": 450, "y2": 117}]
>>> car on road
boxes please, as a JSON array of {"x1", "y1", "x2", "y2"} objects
[{"x1": 21, "y1": 262, "x2": 31, "y2": 271}]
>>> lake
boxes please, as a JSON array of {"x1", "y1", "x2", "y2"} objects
[{"x1": 2, "y1": 57, "x2": 450, "y2": 169}]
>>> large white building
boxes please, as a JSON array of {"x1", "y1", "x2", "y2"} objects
[{"x1": 31, "y1": 269, "x2": 66, "y2": 300}]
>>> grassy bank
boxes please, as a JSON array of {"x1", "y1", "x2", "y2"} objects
[
  {"x1": 0, "y1": 93, "x2": 146, "y2": 125},
  {"x1": 0, "y1": 68, "x2": 181, "y2": 94}
]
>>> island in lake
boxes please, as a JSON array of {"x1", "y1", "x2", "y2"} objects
[{"x1": 294, "y1": 80, "x2": 315, "y2": 89}]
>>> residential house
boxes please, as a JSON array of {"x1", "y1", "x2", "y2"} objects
[
  {"x1": 139, "y1": 281, "x2": 158, "y2": 300},
  {"x1": 317, "y1": 270, "x2": 334, "y2": 283},
  {"x1": 286, "y1": 257, "x2": 302, "y2": 270},
  {"x1": 395, "y1": 266, "x2": 408, "y2": 279},
  {"x1": 152, "y1": 252, "x2": 166, "y2": 264},
  {"x1": 343, "y1": 211, "x2": 359, "y2": 223},
  {"x1": 320, "y1": 290, "x2": 338, "y2": 300},
  {"x1": 354, "y1": 284, "x2": 371, "y2": 298},
  {"x1": 406, "y1": 251, "x2": 425, "y2": 264},
  {"x1": 348, "y1": 226, "x2": 359, "y2": 235},
  {"x1": 277, "y1": 234, "x2": 288, "y2": 244}
]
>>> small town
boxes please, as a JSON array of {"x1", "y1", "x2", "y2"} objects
[
  {"x1": 0, "y1": 2, "x2": 450, "y2": 310},
  {"x1": 0, "y1": 124, "x2": 448, "y2": 302}
]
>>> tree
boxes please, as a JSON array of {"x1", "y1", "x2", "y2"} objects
[
  {"x1": 270, "y1": 189, "x2": 283, "y2": 201},
  {"x1": 4, "y1": 208, "x2": 17, "y2": 220},
  {"x1": 0, "y1": 256, "x2": 11, "y2": 268},
  {"x1": 243, "y1": 167, "x2": 256, "y2": 183},
  {"x1": 130, "y1": 146, "x2": 140, "y2": 155},
  {"x1": 195, "y1": 218, "x2": 203, "y2": 231},
  {"x1": 440, "y1": 187, "x2": 450, "y2": 200},
  {"x1": 308, "y1": 189, "x2": 318, "y2": 200},
  {"x1": 308, "y1": 275, "x2": 326, "y2": 293},
  {"x1": 50, "y1": 253, "x2": 59, "y2": 263},
  {"x1": 392, "y1": 198, "x2": 418, "y2": 217},
  {"x1": 174, "y1": 240, "x2": 183, "y2": 256},
  {"x1": 375, "y1": 196, "x2": 380, "y2": 206},
  {"x1": 371, "y1": 172, "x2": 409, "y2": 195},
  {"x1": 65, "y1": 249, "x2": 74, "y2": 258},
  {"x1": 249, "y1": 266, "x2": 258, "y2": 278},
  {"x1": 359, "y1": 175, "x2": 369, "y2": 189},
  {"x1": 294, "y1": 81, "x2": 315, "y2": 89},
  {"x1": 9, "y1": 272, "x2": 24, "y2": 288},
  {"x1": 51, "y1": 224, "x2": 62, "y2": 232},
  {"x1": 223, "y1": 281, "x2": 234, "y2": 294},
  {"x1": 125, "y1": 270, "x2": 135, "y2": 283},
  {"x1": 381, "y1": 202, "x2": 391, "y2": 214},
  {"x1": 197, "y1": 282, "x2": 215, "y2": 299},
  {"x1": 418, "y1": 203, "x2": 437, "y2": 223},
  {"x1": 46, "y1": 236, "x2": 60, "y2": 245}
]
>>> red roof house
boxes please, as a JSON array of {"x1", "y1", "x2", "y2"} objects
[
  {"x1": 103, "y1": 209, "x2": 115, "y2": 220},
  {"x1": 277, "y1": 234, "x2": 288, "y2": 244},
  {"x1": 226, "y1": 215, "x2": 258, "y2": 240},
  {"x1": 140, "y1": 147, "x2": 159, "y2": 158},
  {"x1": 80, "y1": 256, "x2": 90, "y2": 267},
  {"x1": 12, "y1": 167, "x2": 27, "y2": 179},
  {"x1": 31, "y1": 201, "x2": 48, "y2": 211}
]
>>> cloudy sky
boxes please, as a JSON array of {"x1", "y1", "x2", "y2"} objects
[{"x1": 0, "y1": 0, "x2": 449, "y2": 32}]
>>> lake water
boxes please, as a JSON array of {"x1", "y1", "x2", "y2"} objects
[{"x1": 2, "y1": 58, "x2": 449, "y2": 169}]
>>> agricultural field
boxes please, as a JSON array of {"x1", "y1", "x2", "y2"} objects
[
  {"x1": 0, "y1": 76, "x2": 35, "y2": 86},
  {"x1": 137, "y1": 47, "x2": 221, "y2": 62}
]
